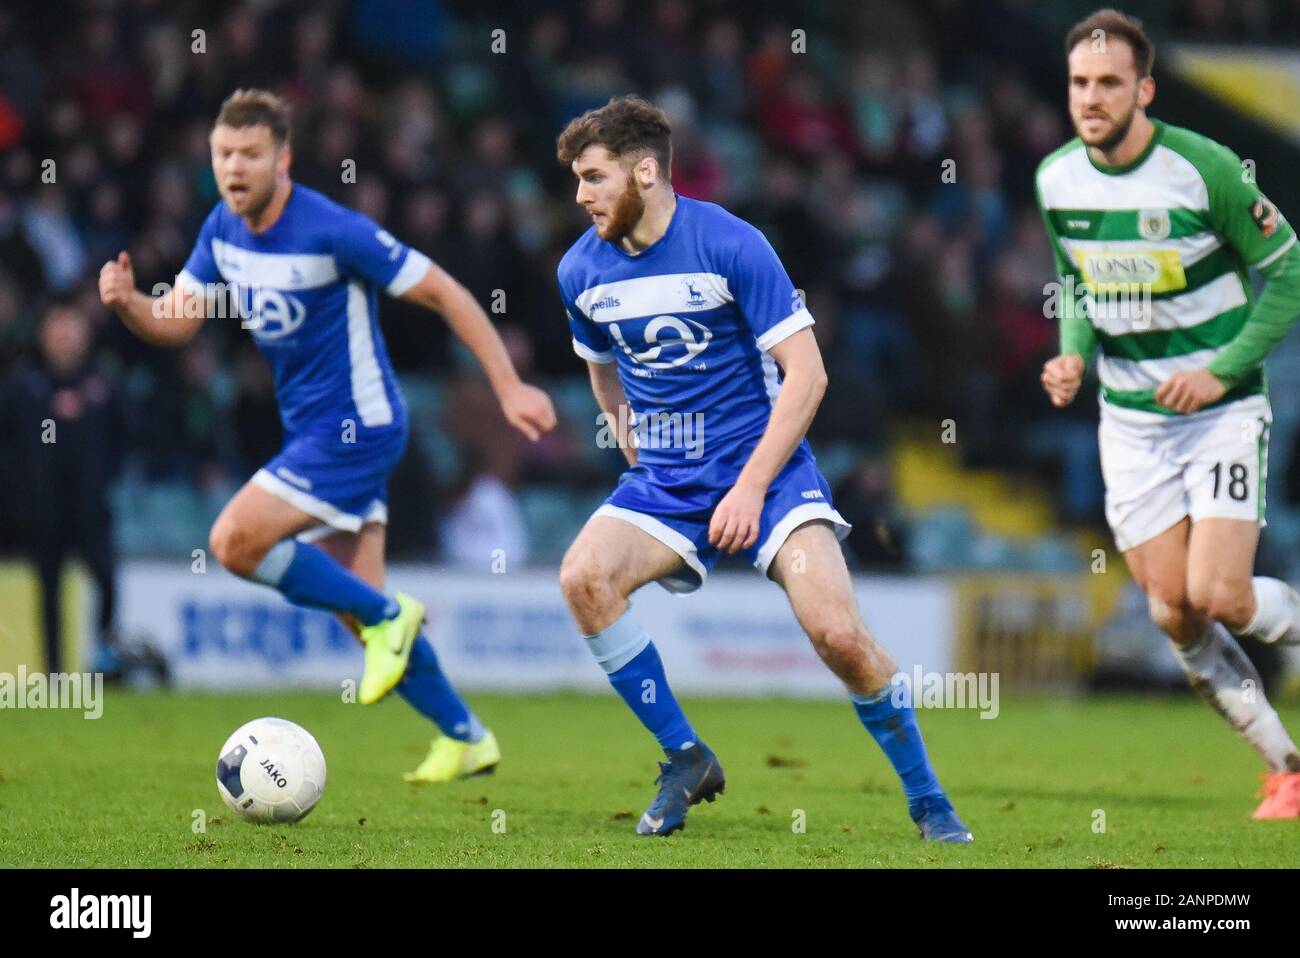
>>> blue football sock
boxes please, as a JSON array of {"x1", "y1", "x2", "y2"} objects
[
  {"x1": 250, "y1": 539, "x2": 397, "y2": 626},
  {"x1": 851, "y1": 685, "x2": 944, "y2": 803},
  {"x1": 587, "y1": 610, "x2": 697, "y2": 752},
  {"x1": 396, "y1": 636, "x2": 485, "y2": 742}
]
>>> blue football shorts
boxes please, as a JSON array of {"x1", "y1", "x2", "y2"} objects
[
  {"x1": 252, "y1": 421, "x2": 408, "y2": 542},
  {"x1": 593, "y1": 443, "x2": 851, "y2": 594}
]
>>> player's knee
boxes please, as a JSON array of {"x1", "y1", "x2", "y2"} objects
[
  {"x1": 1188, "y1": 579, "x2": 1253, "y2": 628},
  {"x1": 208, "y1": 519, "x2": 262, "y2": 579},
  {"x1": 1146, "y1": 588, "x2": 1196, "y2": 635},
  {"x1": 559, "y1": 552, "x2": 616, "y2": 617},
  {"x1": 811, "y1": 620, "x2": 873, "y2": 672}
]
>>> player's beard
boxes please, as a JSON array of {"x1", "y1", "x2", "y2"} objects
[
  {"x1": 1078, "y1": 97, "x2": 1138, "y2": 153},
  {"x1": 599, "y1": 177, "x2": 645, "y2": 243},
  {"x1": 226, "y1": 175, "x2": 277, "y2": 220}
]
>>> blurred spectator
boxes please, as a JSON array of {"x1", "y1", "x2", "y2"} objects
[
  {"x1": 438, "y1": 448, "x2": 531, "y2": 569},
  {"x1": 834, "y1": 455, "x2": 909, "y2": 571},
  {"x1": 0, "y1": 0, "x2": 1139, "y2": 568},
  {"x1": 0, "y1": 301, "x2": 123, "y2": 672}
]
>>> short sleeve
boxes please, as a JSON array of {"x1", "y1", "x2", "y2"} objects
[
  {"x1": 728, "y1": 224, "x2": 813, "y2": 351},
  {"x1": 559, "y1": 269, "x2": 614, "y2": 363},
  {"x1": 177, "y1": 205, "x2": 223, "y2": 294},
  {"x1": 332, "y1": 210, "x2": 432, "y2": 296},
  {"x1": 1204, "y1": 143, "x2": 1297, "y2": 273}
]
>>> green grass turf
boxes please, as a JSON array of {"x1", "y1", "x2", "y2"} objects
[{"x1": 2, "y1": 689, "x2": 1299, "y2": 868}]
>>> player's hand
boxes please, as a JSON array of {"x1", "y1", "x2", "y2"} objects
[
  {"x1": 708, "y1": 478, "x2": 765, "y2": 555},
  {"x1": 498, "y1": 380, "x2": 557, "y2": 442},
  {"x1": 1155, "y1": 368, "x2": 1226, "y2": 415},
  {"x1": 99, "y1": 251, "x2": 135, "y2": 313},
  {"x1": 1041, "y1": 353, "x2": 1084, "y2": 408}
]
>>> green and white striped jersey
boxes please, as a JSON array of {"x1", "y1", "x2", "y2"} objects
[{"x1": 1036, "y1": 119, "x2": 1296, "y2": 418}]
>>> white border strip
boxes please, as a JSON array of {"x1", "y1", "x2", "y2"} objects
[
  {"x1": 754, "y1": 502, "x2": 852, "y2": 575},
  {"x1": 1254, "y1": 233, "x2": 1297, "y2": 271},
  {"x1": 756, "y1": 308, "x2": 814, "y2": 352},
  {"x1": 572, "y1": 336, "x2": 615, "y2": 364},
  {"x1": 254, "y1": 468, "x2": 364, "y2": 534},
  {"x1": 387, "y1": 249, "x2": 433, "y2": 296}
]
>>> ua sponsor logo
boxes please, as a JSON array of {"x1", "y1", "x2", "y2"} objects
[
  {"x1": 609, "y1": 315, "x2": 712, "y2": 369},
  {"x1": 245, "y1": 287, "x2": 307, "y2": 339}
]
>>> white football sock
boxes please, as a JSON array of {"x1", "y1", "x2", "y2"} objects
[
  {"x1": 1171, "y1": 623, "x2": 1300, "y2": 772},
  {"x1": 1239, "y1": 576, "x2": 1300, "y2": 645}
]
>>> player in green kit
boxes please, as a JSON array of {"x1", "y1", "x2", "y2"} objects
[{"x1": 1038, "y1": 9, "x2": 1300, "y2": 818}]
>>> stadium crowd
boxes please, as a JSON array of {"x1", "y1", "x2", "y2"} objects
[{"x1": 2, "y1": 0, "x2": 1299, "y2": 570}]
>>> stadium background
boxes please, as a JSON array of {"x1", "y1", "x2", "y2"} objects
[{"x1": 2, "y1": 0, "x2": 1300, "y2": 699}]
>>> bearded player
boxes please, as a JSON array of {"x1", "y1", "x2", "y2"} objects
[
  {"x1": 1038, "y1": 9, "x2": 1300, "y2": 818},
  {"x1": 100, "y1": 89, "x2": 556, "y2": 782},
  {"x1": 555, "y1": 95, "x2": 972, "y2": 840}
]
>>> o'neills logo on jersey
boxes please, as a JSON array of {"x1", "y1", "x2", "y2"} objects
[
  {"x1": 589, "y1": 296, "x2": 621, "y2": 312},
  {"x1": 1076, "y1": 249, "x2": 1187, "y2": 295}
]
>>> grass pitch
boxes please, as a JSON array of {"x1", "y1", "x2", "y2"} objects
[{"x1": 2, "y1": 689, "x2": 1298, "y2": 868}]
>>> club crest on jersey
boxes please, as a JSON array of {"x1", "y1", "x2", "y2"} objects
[
  {"x1": 1137, "y1": 209, "x2": 1170, "y2": 241},
  {"x1": 1250, "y1": 197, "x2": 1279, "y2": 238},
  {"x1": 681, "y1": 275, "x2": 708, "y2": 309}
]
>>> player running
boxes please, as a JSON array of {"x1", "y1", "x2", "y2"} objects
[
  {"x1": 555, "y1": 95, "x2": 972, "y2": 841},
  {"x1": 1038, "y1": 10, "x2": 1300, "y2": 818},
  {"x1": 100, "y1": 89, "x2": 556, "y2": 783}
]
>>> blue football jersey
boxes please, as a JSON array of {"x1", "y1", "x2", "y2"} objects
[
  {"x1": 557, "y1": 196, "x2": 814, "y2": 466},
  {"x1": 179, "y1": 184, "x2": 430, "y2": 435}
]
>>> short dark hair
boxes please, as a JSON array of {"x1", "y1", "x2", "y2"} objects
[
  {"x1": 214, "y1": 88, "x2": 292, "y2": 146},
  {"x1": 556, "y1": 95, "x2": 672, "y2": 176},
  {"x1": 1065, "y1": 8, "x2": 1155, "y2": 78}
]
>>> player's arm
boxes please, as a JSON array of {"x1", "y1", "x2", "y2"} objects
[
  {"x1": 99, "y1": 251, "x2": 205, "y2": 347},
  {"x1": 399, "y1": 261, "x2": 555, "y2": 441},
  {"x1": 710, "y1": 327, "x2": 826, "y2": 554},
  {"x1": 1157, "y1": 146, "x2": 1300, "y2": 414},
  {"x1": 1037, "y1": 182, "x2": 1092, "y2": 408},
  {"x1": 1160, "y1": 242, "x2": 1300, "y2": 414},
  {"x1": 586, "y1": 358, "x2": 636, "y2": 466},
  {"x1": 1208, "y1": 242, "x2": 1300, "y2": 379}
]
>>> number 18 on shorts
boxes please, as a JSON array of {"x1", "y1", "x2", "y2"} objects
[{"x1": 1099, "y1": 398, "x2": 1271, "y2": 553}]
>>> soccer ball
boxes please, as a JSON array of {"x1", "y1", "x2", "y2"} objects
[{"x1": 215, "y1": 717, "x2": 327, "y2": 823}]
